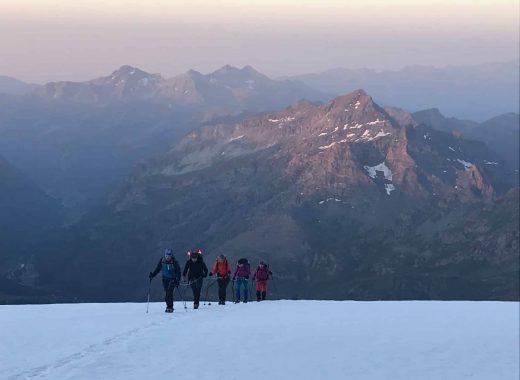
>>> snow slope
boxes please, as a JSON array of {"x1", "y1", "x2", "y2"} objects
[{"x1": 1, "y1": 301, "x2": 518, "y2": 380}]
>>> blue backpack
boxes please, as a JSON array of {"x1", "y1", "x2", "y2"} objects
[{"x1": 161, "y1": 258, "x2": 180, "y2": 279}]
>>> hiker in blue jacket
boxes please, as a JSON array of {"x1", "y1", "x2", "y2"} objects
[{"x1": 149, "y1": 249, "x2": 181, "y2": 313}]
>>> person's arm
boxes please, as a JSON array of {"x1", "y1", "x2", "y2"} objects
[
  {"x1": 173, "y1": 260, "x2": 181, "y2": 281},
  {"x1": 149, "y1": 258, "x2": 162, "y2": 278},
  {"x1": 202, "y1": 261, "x2": 208, "y2": 277},
  {"x1": 211, "y1": 262, "x2": 217, "y2": 276}
]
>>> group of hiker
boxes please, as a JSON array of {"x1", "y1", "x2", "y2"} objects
[{"x1": 149, "y1": 248, "x2": 273, "y2": 313}]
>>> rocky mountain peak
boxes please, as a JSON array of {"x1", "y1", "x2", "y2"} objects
[
  {"x1": 209, "y1": 64, "x2": 269, "y2": 83},
  {"x1": 102, "y1": 65, "x2": 163, "y2": 85}
]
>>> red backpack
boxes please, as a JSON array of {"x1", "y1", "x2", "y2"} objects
[{"x1": 256, "y1": 264, "x2": 270, "y2": 280}]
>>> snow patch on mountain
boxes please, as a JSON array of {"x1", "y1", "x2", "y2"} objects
[
  {"x1": 228, "y1": 135, "x2": 245, "y2": 142},
  {"x1": 456, "y1": 159, "x2": 473, "y2": 170},
  {"x1": 364, "y1": 162, "x2": 393, "y2": 181},
  {"x1": 367, "y1": 119, "x2": 384, "y2": 126},
  {"x1": 385, "y1": 183, "x2": 396, "y2": 195},
  {"x1": 319, "y1": 142, "x2": 337, "y2": 150}
]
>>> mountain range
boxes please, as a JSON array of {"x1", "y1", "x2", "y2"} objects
[
  {"x1": 11, "y1": 89, "x2": 517, "y2": 303},
  {"x1": 0, "y1": 63, "x2": 518, "y2": 304},
  {"x1": 31, "y1": 64, "x2": 328, "y2": 116},
  {"x1": 0, "y1": 75, "x2": 38, "y2": 95},
  {"x1": 0, "y1": 65, "x2": 328, "y2": 218},
  {"x1": 287, "y1": 61, "x2": 520, "y2": 121},
  {"x1": 413, "y1": 109, "x2": 519, "y2": 172}
]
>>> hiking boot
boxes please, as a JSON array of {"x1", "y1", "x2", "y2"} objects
[
  {"x1": 194, "y1": 303, "x2": 199, "y2": 309},
  {"x1": 165, "y1": 308, "x2": 174, "y2": 313}
]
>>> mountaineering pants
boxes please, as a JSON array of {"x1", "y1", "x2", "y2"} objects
[
  {"x1": 235, "y1": 278, "x2": 248, "y2": 301},
  {"x1": 256, "y1": 280, "x2": 268, "y2": 292},
  {"x1": 217, "y1": 277, "x2": 230, "y2": 302},
  {"x1": 162, "y1": 277, "x2": 177, "y2": 308},
  {"x1": 190, "y1": 278, "x2": 203, "y2": 305},
  {"x1": 255, "y1": 280, "x2": 268, "y2": 301}
]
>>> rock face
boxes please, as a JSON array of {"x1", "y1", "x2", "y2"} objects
[{"x1": 32, "y1": 90, "x2": 518, "y2": 303}]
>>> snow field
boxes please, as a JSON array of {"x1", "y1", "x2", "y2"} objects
[{"x1": 0, "y1": 301, "x2": 518, "y2": 380}]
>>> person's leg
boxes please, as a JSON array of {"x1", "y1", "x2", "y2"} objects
[
  {"x1": 243, "y1": 279, "x2": 248, "y2": 303},
  {"x1": 235, "y1": 279, "x2": 242, "y2": 302},
  {"x1": 217, "y1": 279, "x2": 224, "y2": 303},
  {"x1": 222, "y1": 277, "x2": 229, "y2": 304},
  {"x1": 190, "y1": 281, "x2": 198, "y2": 308},
  {"x1": 261, "y1": 280, "x2": 268, "y2": 300},
  {"x1": 194, "y1": 279, "x2": 203, "y2": 307},
  {"x1": 162, "y1": 278, "x2": 173, "y2": 310},
  {"x1": 256, "y1": 280, "x2": 261, "y2": 301}
]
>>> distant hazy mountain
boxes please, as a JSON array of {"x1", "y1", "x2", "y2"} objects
[
  {"x1": 0, "y1": 76, "x2": 39, "y2": 95},
  {"x1": 0, "y1": 65, "x2": 329, "y2": 218},
  {"x1": 288, "y1": 61, "x2": 520, "y2": 121},
  {"x1": 32, "y1": 64, "x2": 329, "y2": 116},
  {"x1": 0, "y1": 154, "x2": 62, "y2": 290},
  {"x1": 413, "y1": 109, "x2": 519, "y2": 173},
  {"x1": 0, "y1": 97, "x2": 196, "y2": 219},
  {"x1": 30, "y1": 90, "x2": 518, "y2": 303}
]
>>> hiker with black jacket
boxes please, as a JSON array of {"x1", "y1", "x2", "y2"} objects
[{"x1": 182, "y1": 249, "x2": 208, "y2": 309}]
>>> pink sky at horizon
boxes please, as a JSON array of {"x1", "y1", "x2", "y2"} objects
[{"x1": 0, "y1": 0, "x2": 518, "y2": 83}]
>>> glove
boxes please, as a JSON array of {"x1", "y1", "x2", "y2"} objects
[
  {"x1": 182, "y1": 276, "x2": 187, "y2": 282},
  {"x1": 209, "y1": 273, "x2": 213, "y2": 277},
  {"x1": 232, "y1": 277, "x2": 236, "y2": 281},
  {"x1": 148, "y1": 272, "x2": 154, "y2": 279}
]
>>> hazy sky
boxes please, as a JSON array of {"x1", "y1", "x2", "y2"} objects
[{"x1": 1, "y1": 0, "x2": 518, "y2": 83}]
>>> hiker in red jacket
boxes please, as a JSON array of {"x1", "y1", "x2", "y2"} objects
[
  {"x1": 253, "y1": 261, "x2": 272, "y2": 301},
  {"x1": 209, "y1": 254, "x2": 231, "y2": 305}
]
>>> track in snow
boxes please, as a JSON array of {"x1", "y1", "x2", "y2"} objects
[{"x1": 1, "y1": 301, "x2": 518, "y2": 380}]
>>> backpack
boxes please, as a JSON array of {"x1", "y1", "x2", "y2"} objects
[
  {"x1": 256, "y1": 263, "x2": 270, "y2": 280},
  {"x1": 213, "y1": 257, "x2": 230, "y2": 276},
  {"x1": 235, "y1": 258, "x2": 251, "y2": 278},
  {"x1": 161, "y1": 257, "x2": 180, "y2": 279},
  {"x1": 238, "y1": 258, "x2": 249, "y2": 265}
]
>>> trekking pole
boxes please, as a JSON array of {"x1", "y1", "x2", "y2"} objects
[
  {"x1": 249, "y1": 278, "x2": 254, "y2": 299},
  {"x1": 203, "y1": 279, "x2": 217, "y2": 306},
  {"x1": 146, "y1": 278, "x2": 152, "y2": 314},
  {"x1": 204, "y1": 281, "x2": 210, "y2": 306},
  {"x1": 270, "y1": 275, "x2": 278, "y2": 297},
  {"x1": 176, "y1": 286, "x2": 188, "y2": 312}
]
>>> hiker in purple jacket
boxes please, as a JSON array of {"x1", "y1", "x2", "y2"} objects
[{"x1": 233, "y1": 258, "x2": 251, "y2": 303}]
